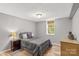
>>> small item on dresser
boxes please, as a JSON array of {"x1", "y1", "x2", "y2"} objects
[{"x1": 68, "y1": 32, "x2": 75, "y2": 40}]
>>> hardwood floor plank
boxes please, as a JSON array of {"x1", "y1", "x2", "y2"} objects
[{"x1": 0, "y1": 44, "x2": 60, "y2": 56}]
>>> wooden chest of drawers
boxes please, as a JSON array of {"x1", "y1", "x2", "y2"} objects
[{"x1": 61, "y1": 39, "x2": 79, "y2": 56}]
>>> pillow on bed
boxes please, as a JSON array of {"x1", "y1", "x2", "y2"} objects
[
  {"x1": 27, "y1": 32, "x2": 32, "y2": 39},
  {"x1": 19, "y1": 32, "x2": 33, "y2": 39},
  {"x1": 22, "y1": 33, "x2": 27, "y2": 39}
]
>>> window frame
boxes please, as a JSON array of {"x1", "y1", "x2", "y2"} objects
[{"x1": 46, "y1": 20, "x2": 55, "y2": 35}]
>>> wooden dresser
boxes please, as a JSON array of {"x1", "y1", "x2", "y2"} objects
[{"x1": 61, "y1": 38, "x2": 79, "y2": 56}]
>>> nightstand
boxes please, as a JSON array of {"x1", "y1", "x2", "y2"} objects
[{"x1": 11, "y1": 40, "x2": 21, "y2": 51}]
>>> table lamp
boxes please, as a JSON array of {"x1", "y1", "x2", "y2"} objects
[{"x1": 9, "y1": 32, "x2": 16, "y2": 41}]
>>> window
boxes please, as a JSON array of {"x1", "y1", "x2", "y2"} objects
[{"x1": 46, "y1": 20, "x2": 55, "y2": 35}]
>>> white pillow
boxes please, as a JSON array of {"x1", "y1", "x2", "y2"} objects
[
  {"x1": 22, "y1": 34, "x2": 27, "y2": 39},
  {"x1": 32, "y1": 33, "x2": 34, "y2": 37}
]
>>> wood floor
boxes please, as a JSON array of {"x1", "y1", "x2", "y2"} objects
[{"x1": 0, "y1": 44, "x2": 60, "y2": 56}]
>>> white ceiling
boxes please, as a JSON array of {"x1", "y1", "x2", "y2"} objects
[{"x1": 0, "y1": 3, "x2": 73, "y2": 21}]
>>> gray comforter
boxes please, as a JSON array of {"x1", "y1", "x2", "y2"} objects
[
  {"x1": 21, "y1": 38, "x2": 51, "y2": 56},
  {"x1": 22, "y1": 38, "x2": 48, "y2": 45}
]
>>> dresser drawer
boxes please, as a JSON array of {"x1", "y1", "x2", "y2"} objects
[{"x1": 61, "y1": 42, "x2": 78, "y2": 56}]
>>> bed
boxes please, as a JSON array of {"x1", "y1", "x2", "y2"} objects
[{"x1": 19, "y1": 32, "x2": 52, "y2": 56}]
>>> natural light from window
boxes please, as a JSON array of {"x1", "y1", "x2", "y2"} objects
[{"x1": 46, "y1": 18, "x2": 55, "y2": 35}]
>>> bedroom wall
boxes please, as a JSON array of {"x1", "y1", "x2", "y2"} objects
[
  {"x1": 0, "y1": 13, "x2": 36, "y2": 51},
  {"x1": 72, "y1": 8, "x2": 79, "y2": 41},
  {"x1": 36, "y1": 17, "x2": 72, "y2": 43}
]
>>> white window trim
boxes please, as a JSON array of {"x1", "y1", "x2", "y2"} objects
[{"x1": 46, "y1": 20, "x2": 55, "y2": 35}]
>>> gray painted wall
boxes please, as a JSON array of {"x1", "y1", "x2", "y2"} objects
[
  {"x1": 0, "y1": 13, "x2": 72, "y2": 51},
  {"x1": 72, "y1": 8, "x2": 79, "y2": 41},
  {"x1": 36, "y1": 18, "x2": 72, "y2": 43},
  {"x1": 0, "y1": 13, "x2": 36, "y2": 51}
]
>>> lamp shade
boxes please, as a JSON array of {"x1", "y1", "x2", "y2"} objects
[{"x1": 10, "y1": 32, "x2": 16, "y2": 40}]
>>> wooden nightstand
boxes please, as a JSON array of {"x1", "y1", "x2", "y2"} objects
[{"x1": 11, "y1": 40, "x2": 21, "y2": 51}]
